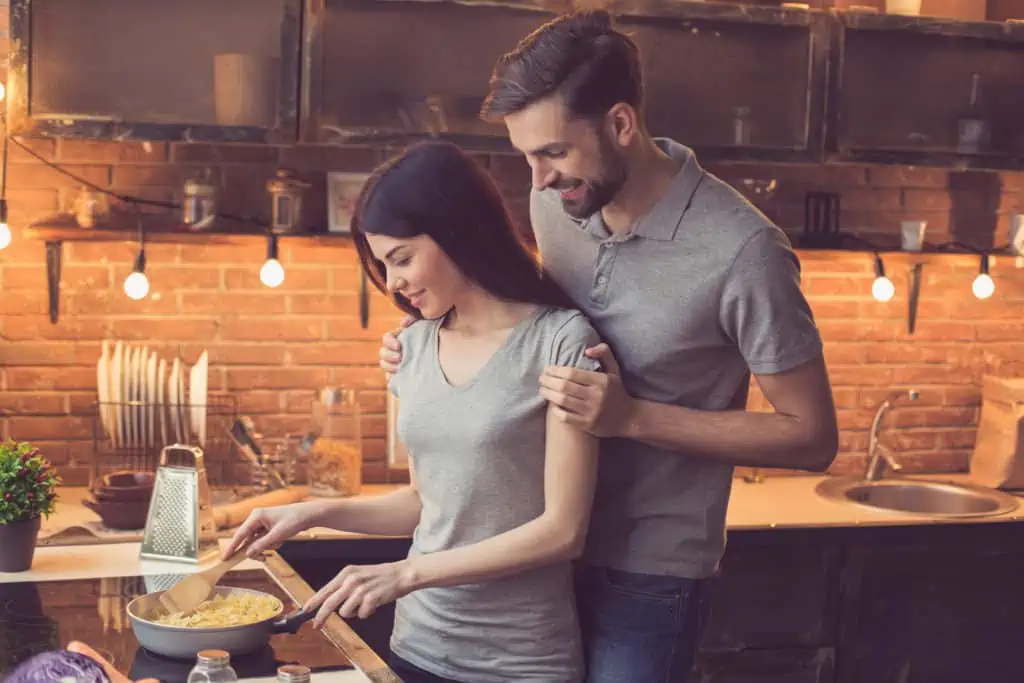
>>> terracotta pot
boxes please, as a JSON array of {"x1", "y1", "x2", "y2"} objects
[{"x1": 0, "y1": 515, "x2": 41, "y2": 572}]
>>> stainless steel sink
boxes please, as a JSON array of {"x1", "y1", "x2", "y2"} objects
[{"x1": 816, "y1": 477, "x2": 1020, "y2": 518}]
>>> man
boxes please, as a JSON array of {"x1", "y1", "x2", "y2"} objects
[{"x1": 379, "y1": 9, "x2": 839, "y2": 682}]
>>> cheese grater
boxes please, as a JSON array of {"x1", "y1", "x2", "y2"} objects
[{"x1": 140, "y1": 444, "x2": 219, "y2": 563}]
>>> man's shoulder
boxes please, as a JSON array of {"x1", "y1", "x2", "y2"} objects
[{"x1": 686, "y1": 169, "x2": 794, "y2": 254}]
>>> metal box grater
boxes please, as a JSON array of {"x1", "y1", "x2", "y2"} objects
[{"x1": 140, "y1": 444, "x2": 219, "y2": 563}]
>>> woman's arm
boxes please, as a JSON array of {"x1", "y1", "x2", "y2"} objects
[
  {"x1": 303, "y1": 407, "x2": 600, "y2": 623},
  {"x1": 312, "y1": 441, "x2": 422, "y2": 537}
]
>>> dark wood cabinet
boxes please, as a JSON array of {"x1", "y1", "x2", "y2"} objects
[
  {"x1": 7, "y1": 0, "x2": 303, "y2": 143},
  {"x1": 282, "y1": 521, "x2": 1024, "y2": 683},
  {"x1": 829, "y1": 12, "x2": 1024, "y2": 170}
]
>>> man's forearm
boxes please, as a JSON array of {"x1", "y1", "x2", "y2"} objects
[
  {"x1": 310, "y1": 485, "x2": 422, "y2": 537},
  {"x1": 624, "y1": 399, "x2": 837, "y2": 471}
]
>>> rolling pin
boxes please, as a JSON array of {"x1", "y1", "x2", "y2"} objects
[{"x1": 214, "y1": 486, "x2": 310, "y2": 529}]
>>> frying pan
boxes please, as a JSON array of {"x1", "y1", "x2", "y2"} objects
[{"x1": 126, "y1": 586, "x2": 316, "y2": 660}]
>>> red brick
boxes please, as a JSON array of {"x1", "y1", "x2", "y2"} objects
[
  {"x1": 220, "y1": 317, "x2": 322, "y2": 342},
  {"x1": 901, "y1": 321, "x2": 975, "y2": 343},
  {"x1": 822, "y1": 344, "x2": 867, "y2": 365},
  {"x1": 975, "y1": 321, "x2": 1024, "y2": 342},
  {"x1": 111, "y1": 165, "x2": 185, "y2": 188},
  {"x1": 145, "y1": 265, "x2": 221, "y2": 290},
  {"x1": 330, "y1": 366, "x2": 388, "y2": 390},
  {"x1": 289, "y1": 294, "x2": 358, "y2": 316},
  {"x1": 902, "y1": 188, "x2": 952, "y2": 212},
  {"x1": 869, "y1": 166, "x2": 948, "y2": 188},
  {"x1": 279, "y1": 146, "x2": 379, "y2": 171},
  {"x1": 288, "y1": 342, "x2": 380, "y2": 366},
  {"x1": 0, "y1": 343, "x2": 78, "y2": 366},
  {"x1": 0, "y1": 393, "x2": 67, "y2": 414},
  {"x1": 172, "y1": 144, "x2": 280, "y2": 164},
  {"x1": 7, "y1": 163, "x2": 110, "y2": 190},
  {"x1": 236, "y1": 392, "x2": 284, "y2": 414},
  {"x1": 858, "y1": 386, "x2": 944, "y2": 408},
  {"x1": 184, "y1": 343, "x2": 288, "y2": 366},
  {"x1": 255, "y1": 415, "x2": 317, "y2": 438},
  {"x1": 67, "y1": 289, "x2": 180, "y2": 316},
  {"x1": 67, "y1": 393, "x2": 102, "y2": 416},
  {"x1": 892, "y1": 407, "x2": 976, "y2": 428},
  {"x1": 284, "y1": 243, "x2": 360, "y2": 266},
  {"x1": 837, "y1": 410, "x2": 873, "y2": 430},
  {"x1": 284, "y1": 390, "x2": 318, "y2": 414},
  {"x1": 944, "y1": 387, "x2": 982, "y2": 406},
  {"x1": 0, "y1": 290, "x2": 48, "y2": 315},
  {"x1": 224, "y1": 266, "x2": 327, "y2": 291},
  {"x1": 937, "y1": 428, "x2": 979, "y2": 450},
  {"x1": 8, "y1": 139, "x2": 57, "y2": 163},
  {"x1": 887, "y1": 430, "x2": 939, "y2": 451},
  {"x1": 6, "y1": 367, "x2": 97, "y2": 391},
  {"x1": 108, "y1": 319, "x2": 218, "y2": 342},
  {"x1": 327, "y1": 313, "x2": 406, "y2": 341},
  {"x1": 3, "y1": 318, "x2": 109, "y2": 341},
  {"x1": 828, "y1": 365, "x2": 895, "y2": 386},
  {"x1": 180, "y1": 292, "x2": 287, "y2": 315},
  {"x1": 225, "y1": 367, "x2": 329, "y2": 391},
  {"x1": 179, "y1": 243, "x2": 265, "y2": 265},
  {"x1": 807, "y1": 300, "x2": 860, "y2": 318},
  {"x1": 59, "y1": 140, "x2": 169, "y2": 164},
  {"x1": 890, "y1": 365, "x2": 975, "y2": 385},
  {"x1": 817, "y1": 320, "x2": 898, "y2": 343},
  {"x1": 804, "y1": 276, "x2": 875, "y2": 297},
  {"x1": 358, "y1": 390, "x2": 388, "y2": 413}
]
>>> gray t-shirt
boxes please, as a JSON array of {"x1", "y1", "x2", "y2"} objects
[
  {"x1": 531, "y1": 138, "x2": 824, "y2": 579},
  {"x1": 387, "y1": 305, "x2": 602, "y2": 683}
]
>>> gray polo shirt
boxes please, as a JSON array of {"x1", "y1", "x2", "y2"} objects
[
  {"x1": 531, "y1": 138, "x2": 823, "y2": 579},
  {"x1": 388, "y1": 306, "x2": 601, "y2": 682}
]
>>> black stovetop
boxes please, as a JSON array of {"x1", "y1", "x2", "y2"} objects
[{"x1": 0, "y1": 568, "x2": 354, "y2": 682}]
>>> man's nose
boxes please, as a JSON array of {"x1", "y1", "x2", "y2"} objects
[{"x1": 531, "y1": 163, "x2": 557, "y2": 192}]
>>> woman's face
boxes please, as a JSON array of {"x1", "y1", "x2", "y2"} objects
[{"x1": 366, "y1": 233, "x2": 466, "y2": 319}]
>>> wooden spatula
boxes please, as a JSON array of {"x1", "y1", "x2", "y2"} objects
[{"x1": 157, "y1": 549, "x2": 248, "y2": 616}]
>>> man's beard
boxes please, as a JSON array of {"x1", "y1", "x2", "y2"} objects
[{"x1": 558, "y1": 138, "x2": 628, "y2": 220}]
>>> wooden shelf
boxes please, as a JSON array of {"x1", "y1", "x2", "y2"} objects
[
  {"x1": 24, "y1": 214, "x2": 353, "y2": 247},
  {"x1": 837, "y1": 9, "x2": 1024, "y2": 41}
]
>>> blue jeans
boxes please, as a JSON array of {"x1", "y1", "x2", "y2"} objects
[{"x1": 574, "y1": 564, "x2": 713, "y2": 683}]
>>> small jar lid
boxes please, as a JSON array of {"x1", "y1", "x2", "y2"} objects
[
  {"x1": 277, "y1": 664, "x2": 312, "y2": 682},
  {"x1": 197, "y1": 649, "x2": 231, "y2": 666}
]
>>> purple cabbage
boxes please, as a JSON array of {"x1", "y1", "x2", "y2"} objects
[{"x1": 2, "y1": 650, "x2": 111, "y2": 683}]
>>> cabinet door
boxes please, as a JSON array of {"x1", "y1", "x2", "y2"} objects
[
  {"x1": 830, "y1": 13, "x2": 1024, "y2": 170},
  {"x1": 837, "y1": 544, "x2": 1024, "y2": 683},
  {"x1": 302, "y1": 0, "x2": 553, "y2": 148},
  {"x1": 8, "y1": 0, "x2": 302, "y2": 142},
  {"x1": 625, "y1": 8, "x2": 830, "y2": 163},
  {"x1": 695, "y1": 648, "x2": 835, "y2": 683}
]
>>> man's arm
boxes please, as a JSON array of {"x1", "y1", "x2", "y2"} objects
[{"x1": 623, "y1": 355, "x2": 838, "y2": 471}]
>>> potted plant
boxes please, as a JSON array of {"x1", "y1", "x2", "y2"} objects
[{"x1": 0, "y1": 440, "x2": 61, "y2": 572}]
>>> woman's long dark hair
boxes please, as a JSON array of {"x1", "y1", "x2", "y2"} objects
[{"x1": 351, "y1": 140, "x2": 576, "y2": 318}]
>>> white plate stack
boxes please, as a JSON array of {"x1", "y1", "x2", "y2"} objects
[{"x1": 96, "y1": 341, "x2": 209, "y2": 450}]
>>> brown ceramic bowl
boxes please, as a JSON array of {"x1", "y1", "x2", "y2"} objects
[
  {"x1": 93, "y1": 470, "x2": 154, "y2": 502},
  {"x1": 82, "y1": 497, "x2": 150, "y2": 530}
]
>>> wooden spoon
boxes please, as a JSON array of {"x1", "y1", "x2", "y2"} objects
[{"x1": 157, "y1": 549, "x2": 248, "y2": 616}]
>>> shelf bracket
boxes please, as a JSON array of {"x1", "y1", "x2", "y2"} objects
[{"x1": 45, "y1": 240, "x2": 62, "y2": 324}]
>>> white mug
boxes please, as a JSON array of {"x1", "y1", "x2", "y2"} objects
[{"x1": 901, "y1": 220, "x2": 927, "y2": 252}]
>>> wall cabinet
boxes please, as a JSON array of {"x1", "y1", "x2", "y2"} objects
[{"x1": 8, "y1": 0, "x2": 1024, "y2": 169}]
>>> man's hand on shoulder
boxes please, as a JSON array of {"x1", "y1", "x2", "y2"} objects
[{"x1": 539, "y1": 343, "x2": 637, "y2": 438}]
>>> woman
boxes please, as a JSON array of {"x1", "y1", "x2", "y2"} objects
[{"x1": 226, "y1": 140, "x2": 603, "y2": 683}]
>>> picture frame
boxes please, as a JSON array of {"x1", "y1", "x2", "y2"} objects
[{"x1": 326, "y1": 171, "x2": 371, "y2": 234}]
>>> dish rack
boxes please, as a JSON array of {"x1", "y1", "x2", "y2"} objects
[{"x1": 89, "y1": 394, "x2": 246, "y2": 491}]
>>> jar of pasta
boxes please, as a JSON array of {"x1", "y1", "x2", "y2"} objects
[{"x1": 308, "y1": 387, "x2": 363, "y2": 498}]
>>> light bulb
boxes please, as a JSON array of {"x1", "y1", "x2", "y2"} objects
[
  {"x1": 124, "y1": 271, "x2": 150, "y2": 300},
  {"x1": 260, "y1": 258, "x2": 285, "y2": 288},
  {"x1": 871, "y1": 276, "x2": 895, "y2": 302},
  {"x1": 972, "y1": 273, "x2": 994, "y2": 299},
  {"x1": 0, "y1": 222, "x2": 10, "y2": 250}
]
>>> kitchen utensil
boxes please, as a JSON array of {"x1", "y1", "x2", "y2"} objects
[
  {"x1": 156, "y1": 549, "x2": 248, "y2": 616},
  {"x1": 213, "y1": 486, "x2": 310, "y2": 530},
  {"x1": 908, "y1": 262, "x2": 923, "y2": 335},
  {"x1": 140, "y1": 444, "x2": 219, "y2": 563},
  {"x1": 227, "y1": 417, "x2": 288, "y2": 491},
  {"x1": 83, "y1": 497, "x2": 150, "y2": 530},
  {"x1": 94, "y1": 470, "x2": 155, "y2": 501},
  {"x1": 799, "y1": 191, "x2": 842, "y2": 249},
  {"x1": 126, "y1": 586, "x2": 316, "y2": 660}
]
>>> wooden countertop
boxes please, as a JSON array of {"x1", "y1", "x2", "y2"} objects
[{"x1": 39, "y1": 473, "x2": 1024, "y2": 548}]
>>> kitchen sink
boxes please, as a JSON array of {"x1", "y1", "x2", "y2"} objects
[{"x1": 815, "y1": 477, "x2": 1020, "y2": 518}]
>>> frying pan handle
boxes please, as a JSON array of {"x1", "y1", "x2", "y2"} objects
[{"x1": 272, "y1": 608, "x2": 317, "y2": 634}]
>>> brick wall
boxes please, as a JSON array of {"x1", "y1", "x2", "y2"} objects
[{"x1": 1, "y1": 140, "x2": 1022, "y2": 485}]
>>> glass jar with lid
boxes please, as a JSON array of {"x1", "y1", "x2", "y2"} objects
[
  {"x1": 277, "y1": 664, "x2": 312, "y2": 683},
  {"x1": 187, "y1": 649, "x2": 238, "y2": 682},
  {"x1": 307, "y1": 387, "x2": 363, "y2": 498}
]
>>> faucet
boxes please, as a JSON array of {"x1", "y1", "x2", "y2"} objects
[{"x1": 864, "y1": 389, "x2": 919, "y2": 481}]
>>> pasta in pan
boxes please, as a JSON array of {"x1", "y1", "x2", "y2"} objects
[{"x1": 153, "y1": 592, "x2": 282, "y2": 628}]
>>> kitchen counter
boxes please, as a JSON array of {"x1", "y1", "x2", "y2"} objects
[
  {"x1": 0, "y1": 540, "x2": 375, "y2": 682},
  {"x1": 40, "y1": 472, "x2": 1024, "y2": 547}
]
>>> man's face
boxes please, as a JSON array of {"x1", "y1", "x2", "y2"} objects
[{"x1": 505, "y1": 96, "x2": 627, "y2": 220}]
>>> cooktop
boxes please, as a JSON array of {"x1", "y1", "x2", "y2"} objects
[{"x1": 0, "y1": 568, "x2": 354, "y2": 682}]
